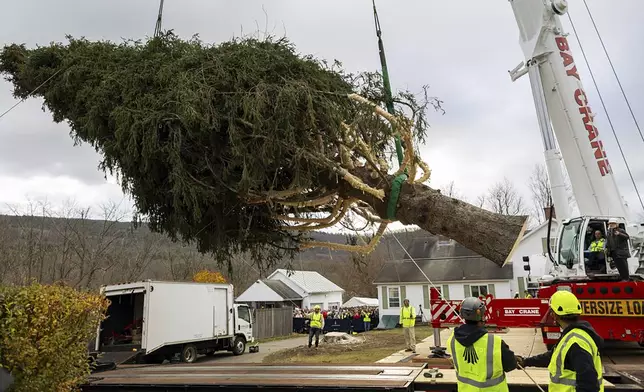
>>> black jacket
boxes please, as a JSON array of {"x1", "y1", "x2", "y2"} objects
[
  {"x1": 524, "y1": 321, "x2": 603, "y2": 392},
  {"x1": 607, "y1": 228, "x2": 630, "y2": 259},
  {"x1": 453, "y1": 323, "x2": 517, "y2": 372}
]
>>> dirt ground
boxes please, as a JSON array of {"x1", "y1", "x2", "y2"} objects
[{"x1": 263, "y1": 326, "x2": 433, "y2": 364}]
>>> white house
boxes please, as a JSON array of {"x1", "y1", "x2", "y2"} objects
[
  {"x1": 236, "y1": 269, "x2": 344, "y2": 310},
  {"x1": 373, "y1": 236, "x2": 513, "y2": 323},
  {"x1": 508, "y1": 218, "x2": 560, "y2": 297},
  {"x1": 235, "y1": 279, "x2": 303, "y2": 308}
]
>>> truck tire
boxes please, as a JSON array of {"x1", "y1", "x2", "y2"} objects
[
  {"x1": 232, "y1": 337, "x2": 246, "y2": 356},
  {"x1": 181, "y1": 344, "x2": 198, "y2": 363}
]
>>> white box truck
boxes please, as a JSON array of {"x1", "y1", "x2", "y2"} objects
[{"x1": 95, "y1": 280, "x2": 254, "y2": 364}]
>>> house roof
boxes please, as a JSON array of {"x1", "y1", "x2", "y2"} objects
[
  {"x1": 343, "y1": 297, "x2": 379, "y2": 307},
  {"x1": 520, "y1": 219, "x2": 559, "y2": 242},
  {"x1": 374, "y1": 256, "x2": 513, "y2": 284},
  {"x1": 270, "y1": 269, "x2": 344, "y2": 294},
  {"x1": 261, "y1": 279, "x2": 302, "y2": 300}
]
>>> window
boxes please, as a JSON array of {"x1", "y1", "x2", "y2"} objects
[
  {"x1": 470, "y1": 285, "x2": 488, "y2": 298},
  {"x1": 328, "y1": 302, "x2": 340, "y2": 310},
  {"x1": 388, "y1": 287, "x2": 400, "y2": 308},
  {"x1": 541, "y1": 237, "x2": 557, "y2": 255},
  {"x1": 237, "y1": 306, "x2": 251, "y2": 323},
  {"x1": 558, "y1": 219, "x2": 583, "y2": 266}
]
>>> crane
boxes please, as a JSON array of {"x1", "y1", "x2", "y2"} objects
[
  {"x1": 507, "y1": 0, "x2": 644, "y2": 280},
  {"x1": 429, "y1": 0, "x2": 644, "y2": 351}
]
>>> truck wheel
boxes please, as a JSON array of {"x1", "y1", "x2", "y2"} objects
[
  {"x1": 181, "y1": 344, "x2": 198, "y2": 363},
  {"x1": 232, "y1": 337, "x2": 246, "y2": 356}
]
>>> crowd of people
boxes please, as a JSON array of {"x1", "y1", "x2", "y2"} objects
[{"x1": 293, "y1": 306, "x2": 379, "y2": 321}]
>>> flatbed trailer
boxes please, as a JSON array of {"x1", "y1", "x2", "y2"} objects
[{"x1": 81, "y1": 363, "x2": 644, "y2": 392}]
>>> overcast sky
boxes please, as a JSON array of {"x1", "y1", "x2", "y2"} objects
[{"x1": 1, "y1": 0, "x2": 642, "y2": 223}]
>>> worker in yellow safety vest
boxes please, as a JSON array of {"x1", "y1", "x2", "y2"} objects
[
  {"x1": 362, "y1": 310, "x2": 372, "y2": 332},
  {"x1": 517, "y1": 290, "x2": 604, "y2": 392},
  {"x1": 447, "y1": 297, "x2": 517, "y2": 392},
  {"x1": 587, "y1": 230, "x2": 607, "y2": 273},
  {"x1": 399, "y1": 299, "x2": 417, "y2": 353},
  {"x1": 308, "y1": 305, "x2": 324, "y2": 348},
  {"x1": 524, "y1": 291, "x2": 533, "y2": 299}
]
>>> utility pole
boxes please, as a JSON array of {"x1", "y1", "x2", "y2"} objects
[{"x1": 154, "y1": 0, "x2": 165, "y2": 37}]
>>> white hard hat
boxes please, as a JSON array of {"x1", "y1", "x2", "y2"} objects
[{"x1": 608, "y1": 218, "x2": 618, "y2": 224}]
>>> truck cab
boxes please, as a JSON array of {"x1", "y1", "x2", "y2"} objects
[
  {"x1": 234, "y1": 304, "x2": 254, "y2": 346},
  {"x1": 556, "y1": 216, "x2": 643, "y2": 279}
]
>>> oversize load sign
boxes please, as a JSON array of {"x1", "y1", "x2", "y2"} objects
[{"x1": 580, "y1": 299, "x2": 644, "y2": 317}]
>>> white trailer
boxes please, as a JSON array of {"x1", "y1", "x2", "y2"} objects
[{"x1": 95, "y1": 280, "x2": 254, "y2": 363}]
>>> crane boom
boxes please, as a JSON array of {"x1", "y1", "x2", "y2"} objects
[{"x1": 509, "y1": 0, "x2": 628, "y2": 220}]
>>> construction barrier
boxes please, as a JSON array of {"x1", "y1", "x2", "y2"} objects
[{"x1": 293, "y1": 317, "x2": 380, "y2": 334}]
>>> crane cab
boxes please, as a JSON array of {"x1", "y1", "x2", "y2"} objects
[{"x1": 556, "y1": 216, "x2": 642, "y2": 280}]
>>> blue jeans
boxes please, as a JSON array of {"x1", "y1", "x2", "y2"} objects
[{"x1": 364, "y1": 322, "x2": 371, "y2": 331}]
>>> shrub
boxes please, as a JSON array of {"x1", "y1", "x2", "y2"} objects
[
  {"x1": 0, "y1": 282, "x2": 109, "y2": 392},
  {"x1": 192, "y1": 270, "x2": 227, "y2": 284}
]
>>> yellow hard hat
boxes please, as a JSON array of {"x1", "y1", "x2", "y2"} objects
[
  {"x1": 314, "y1": 305, "x2": 321, "y2": 310},
  {"x1": 549, "y1": 290, "x2": 582, "y2": 316}
]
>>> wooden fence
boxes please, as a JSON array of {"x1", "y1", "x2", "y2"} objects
[{"x1": 252, "y1": 307, "x2": 293, "y2": 340}]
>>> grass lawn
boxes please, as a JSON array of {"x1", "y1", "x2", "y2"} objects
[{"x1": 263, "y1": 326, "x2": 433, "y2": 364}]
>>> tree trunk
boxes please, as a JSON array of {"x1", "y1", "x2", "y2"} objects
[{"x1": 340, "y1": 168, "x2": 528, "y2": 267}]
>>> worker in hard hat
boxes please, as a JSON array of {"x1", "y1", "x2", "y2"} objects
[
  {"x1": 447, "y1": 297, "x2": 517, "y2": 392},
  {"x1": 517, "y1": 290, "x2": 604, "y2": 392},
  {"x1": 308, "y1": 305, "x2": 324, "y2": 348},
  {"x1": 400, "y1": 299, "x2": 416, "y2": 353},
  {"x1": 587, "y1": 230, "x2": 607, "y2": 273},
  {"x1": 606, "y1": 219, "x2": 631, "y2": 281},
  {"x1": 524, "y1": 290, "x2": 533, "y2": 299}
]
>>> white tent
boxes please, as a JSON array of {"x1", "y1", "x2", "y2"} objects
[{"x1": 342, "y1": 297, "x2": 379, "y2": 308}]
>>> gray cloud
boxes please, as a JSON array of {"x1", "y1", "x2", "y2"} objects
[{"x1": 0, "y1": 0, "x2": 642, "y2": 218}]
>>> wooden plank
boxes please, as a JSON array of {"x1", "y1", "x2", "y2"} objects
[
  {"x1": 84, "y1": 364, "x2": 426, "y2": 390},
  {"x1": 90, "y1": 377, "x2": 410, "y2": 387},
  {"x1": 414, "y1": 368, "x2": 616, "y2": 387}
]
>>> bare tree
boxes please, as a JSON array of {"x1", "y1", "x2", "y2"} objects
[
  {"x1": 484, "y1": 177, "x2": 527, "y2": 216},
  {"x1": 528, "y1": 164, "x2": 552, "y2": 224},
  {"x1": 440, "y1": 181, "x2": 466, "y2": 201},
  {"x1": 475, "y1": 194, "x2": 486, "y2": 209}
]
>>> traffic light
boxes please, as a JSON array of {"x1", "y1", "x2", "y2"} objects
[{"x1": 523, "y1": 256, "x2": 531, "y2": 271}]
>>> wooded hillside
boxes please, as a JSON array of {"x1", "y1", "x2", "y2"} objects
[{"x1": 0, "y1": 205, "x2": 432, "y2": 298}]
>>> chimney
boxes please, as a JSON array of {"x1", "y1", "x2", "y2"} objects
[{"x1": 543, "y1": 206, "x2": 556, "y2": 220}]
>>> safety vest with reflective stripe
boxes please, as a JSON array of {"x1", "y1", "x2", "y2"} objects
[
  {"x1": 447, "y1": 332, "x2": 508, "y2": 392},
  {"x1": 310, "y1": 312, "x2": 323, "y2": 329},
  {"x1": 400, "y1": 306, "x2": 416, "y2": 327},
  {"x1": 548, "y1": 328, "x2": 603, "y2": 392},
  {"x1": 590, "y1": 239, "x2": 606, "y2": 252},
  {"x1": 363, "y1": 312, "x2": 371, "y2": 322}
]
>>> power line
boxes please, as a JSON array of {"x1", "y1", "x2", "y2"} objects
[
  {"x1": 0, "y1": 67, "x2": 66, "y2": 121},
  {"x1": 566, "y1": 12, "x2": 644, "y2": 213},
  {"x1": 580, "y1": 0, "x2": 644, "y2": 144}
]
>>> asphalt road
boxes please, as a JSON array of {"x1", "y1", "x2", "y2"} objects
[{"x1": 197, "y1": 336, "x2": 309, "y2": 364}]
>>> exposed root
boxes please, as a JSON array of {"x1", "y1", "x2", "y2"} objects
[
  {"x1": 284, "y1": 199, "x2": 353, "y2": 231},
  {"x1": 335, "y1": 167, "x2": 385, "y2": 200},
  {"x1": 300, "y1": 221, "x2": 388, "y2": 254},
  {"x1": 275, "y1": 197, "x2": 344, "y2": 224},
  {"x1": 252, "y1": 93, "x2": 432, "y2": 255}
]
